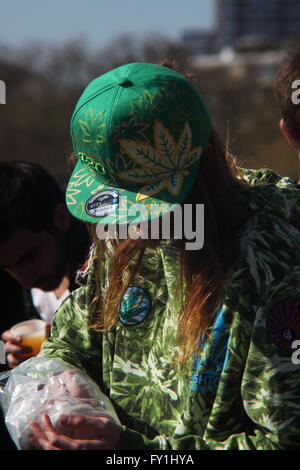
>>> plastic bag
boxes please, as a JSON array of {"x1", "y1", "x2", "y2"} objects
[
  {"x1": 0, "y1": 369, "x2": 11, "y2": 394},
  {"x1": 0, "y1": 356, "x2": 120, "y2": 449}
]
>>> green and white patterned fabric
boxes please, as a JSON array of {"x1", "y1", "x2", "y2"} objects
[{"x1": 39, "y1": 169, "x2": 300, "y2": 450}]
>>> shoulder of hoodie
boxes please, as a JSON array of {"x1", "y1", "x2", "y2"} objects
[
  {"x1": 232, "y1": 183, "x2": 300, "y2": 289},
  {"x1": 221, "y1": 182, "x2": 300, "y2": 321},
  {"x1": 238, "y1": 167, "x2": 300, "y2": 232},
  {"x1": 238, "y1": 180, "x2": 300, "y2": 232},
  {"x1": 239, "y1": 167, "x2": 300, "y2": 190}
]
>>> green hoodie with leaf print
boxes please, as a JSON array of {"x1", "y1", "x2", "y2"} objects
[{"x1": 39, "y1": 171, "x2": 300, "y2": 450}]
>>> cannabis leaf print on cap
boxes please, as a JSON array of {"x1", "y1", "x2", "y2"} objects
[{"x1": 118, "y1": 120, "x2": 202, "y2": 201}]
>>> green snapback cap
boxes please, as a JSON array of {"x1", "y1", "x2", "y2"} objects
[{"x1": 66, "y1": 62, "x2": 211, "y2": 225}]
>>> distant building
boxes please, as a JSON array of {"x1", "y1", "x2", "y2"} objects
[
  {"x1": 181, "y1": 30, "x2": 218, "y2": 55},
  {"x1": 217, "y1": 0, "x2": 300, "y2": 51},
  {"x1": 192, "y1": 49, "x2": 286, "y2": 87}
]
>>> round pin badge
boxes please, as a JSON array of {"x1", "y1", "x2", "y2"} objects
[
  {"x1": 119, "y1": 286, "x2": 152, "y2": 326},
  {"x1": 85, "y1": 190, "x2": 119, "y2": 218}
]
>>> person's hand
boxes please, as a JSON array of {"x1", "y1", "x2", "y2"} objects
[
  {"x1": 1, "y1": 330, "x2": 33, "y2": 368},
  {"x1": 29, "y1": 413, "x2": 123, "y2": 450},
  {"x1": 1, "y1": 321, "x2": 51, "y2": 369},
  {"x1": 1, "y1": 322, "x2": 51, "y2": 369}
]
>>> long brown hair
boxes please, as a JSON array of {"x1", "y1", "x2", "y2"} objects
[{"x1": 87, "y1": 123, "x2": 249, "y2": 363}]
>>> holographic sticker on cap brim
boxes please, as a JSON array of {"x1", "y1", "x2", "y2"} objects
[{"x1": 85, "y1": 190, "x2": 120, "y2": 218}]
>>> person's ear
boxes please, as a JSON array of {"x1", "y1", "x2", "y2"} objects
[
  {"x1": 279, "y1": 119, "x2": 298, "y2": 149},
  {"x1": 52, "y1": 203, "x2": 71, "y2": 232}
]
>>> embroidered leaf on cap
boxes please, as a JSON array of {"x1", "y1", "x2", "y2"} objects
[{"x1": 79, "y1": 109, "x2": 106, "y2": 146}]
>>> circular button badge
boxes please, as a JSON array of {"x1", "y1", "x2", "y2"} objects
[{"x1": 119, "y1": 286, "x2": 152, "y2": 326}]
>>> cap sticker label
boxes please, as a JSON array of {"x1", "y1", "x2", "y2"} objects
[{"x1": 85, "y1": 190, "x2": 119, "y2": 218}]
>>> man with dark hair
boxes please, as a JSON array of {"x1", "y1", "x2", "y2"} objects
[
  {"x1": 274, "y1": 48, "x2": 300, "y2": 183},
  {"x1": 0, "y1": 161, "x2": 90, "y2": 369}
]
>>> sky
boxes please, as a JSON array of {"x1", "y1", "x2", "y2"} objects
[{"x1": 0, "y1": 0, "x2": 214, "y2": 50}]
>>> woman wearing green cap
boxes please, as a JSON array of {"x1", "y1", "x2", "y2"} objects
[{"x1": 24, "y1": 61, "x2": 300, "y2": 450}]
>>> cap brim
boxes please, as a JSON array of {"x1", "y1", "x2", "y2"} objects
[{"x1": 66, "y1": 158, "x2": 186, "y2": 226}]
